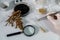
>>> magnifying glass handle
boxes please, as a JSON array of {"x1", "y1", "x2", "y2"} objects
[{"x1": 7, "y1": 32, "x2": 22, "y2": 37}]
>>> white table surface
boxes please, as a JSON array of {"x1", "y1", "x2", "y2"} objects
[{"x1": 0, "y1": 0, "x2": 60, "y2": 40}]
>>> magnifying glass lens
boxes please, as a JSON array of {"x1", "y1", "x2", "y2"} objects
[
  {"x1": 24, "y1": 26, "x2": 35, "y2": 36},
  {"x1": 7, "y1": 25, "x2": 35, "y2": 37}
]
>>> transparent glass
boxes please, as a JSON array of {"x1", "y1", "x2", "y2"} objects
[{"x1": 24, "y1": 26, "x2": 35, "y2": 35}]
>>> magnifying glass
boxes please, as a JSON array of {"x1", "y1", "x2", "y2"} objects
[{"x1": 7, "y1": 25, "x2": 35, "y2": 37}]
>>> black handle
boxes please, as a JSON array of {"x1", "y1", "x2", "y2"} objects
[{"x1": 7, "y1": 32, "x2": 22, "y2": 37}]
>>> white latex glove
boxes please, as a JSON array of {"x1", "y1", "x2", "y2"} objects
[{"x1": 47, "y1": 12, "x2": 60, "y2": 35}]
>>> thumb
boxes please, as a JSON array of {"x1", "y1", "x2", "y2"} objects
[{"x1": 47, "y1": 16, "x2": 56, "y2": 24}]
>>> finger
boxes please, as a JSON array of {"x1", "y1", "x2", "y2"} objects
[
  {"x1": 47, "y1": 16, "x2": 55, "y2": 22},
  {"x1": 47, "y1": 12, "x2": 58, "y2": 20},
  {"x1": 56, "y1": 13, "x2": 60, "y2": 19}
]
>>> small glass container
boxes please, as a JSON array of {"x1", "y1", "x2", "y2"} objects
[
  {"x1": 39, "y1": 8, "x2": 47, "y2": 14},
  {"x1": 0, "y1": 2, "x2": 9, "y2": 9}
]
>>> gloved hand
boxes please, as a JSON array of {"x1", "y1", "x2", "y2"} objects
[{"x1": 47, "y1": 12, "x2": 60, "y2": 35}]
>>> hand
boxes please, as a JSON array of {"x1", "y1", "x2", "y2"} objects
[{"x1": 47, "y1": 12, "x2": 60, "y2": 35}]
